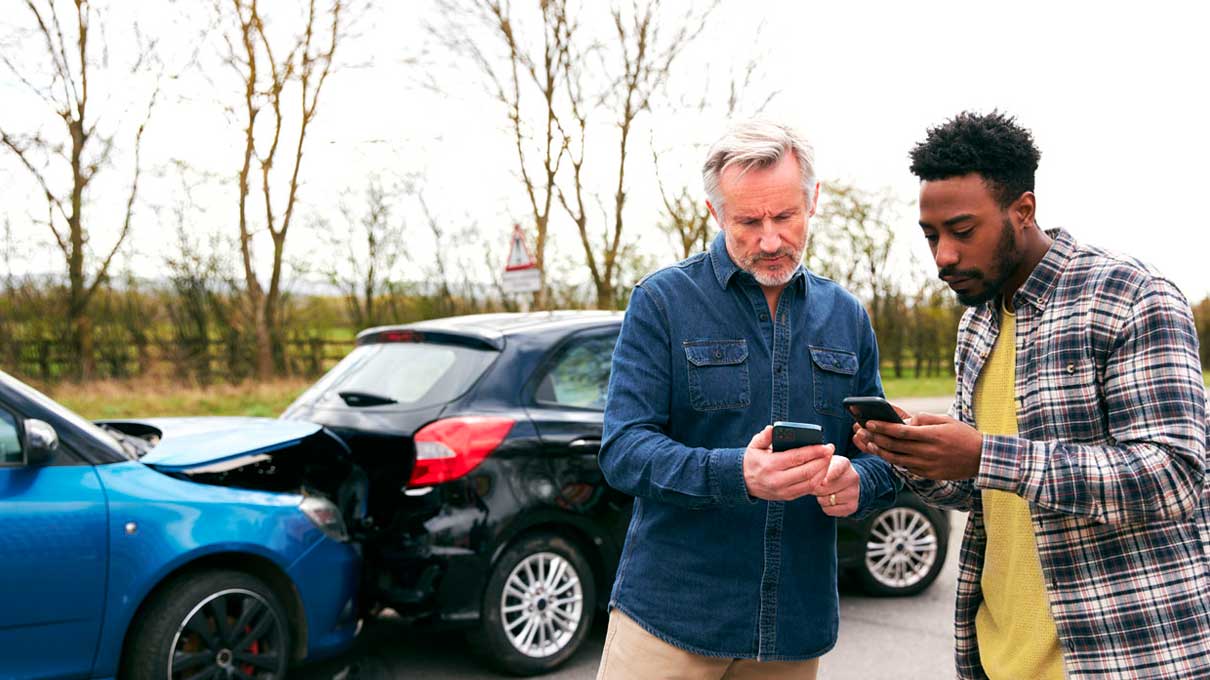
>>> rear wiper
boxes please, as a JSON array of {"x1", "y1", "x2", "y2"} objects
[{"x1": 337, "y1": 390, "x2": 398, "y2": 407}]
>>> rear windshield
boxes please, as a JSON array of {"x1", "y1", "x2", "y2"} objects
[{"x1": 303, "y1": 341, "x2": 498, "y2": 410}]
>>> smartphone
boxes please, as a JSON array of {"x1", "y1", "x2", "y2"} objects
[
  {"x1": 842, "y1": 396, "x2": 905, "y2": 427},
  {"x1": 771, "y1": 421, "x2": 825, "y2": 451}
]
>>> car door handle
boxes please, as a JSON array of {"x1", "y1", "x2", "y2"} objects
[{"x1": 568, "y1": 438, "x2": 601, "y2": 450}]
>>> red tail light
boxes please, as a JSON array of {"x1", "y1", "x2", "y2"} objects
[{"x1": 408, "y1": 416, "x2": 515, "y2": 487}]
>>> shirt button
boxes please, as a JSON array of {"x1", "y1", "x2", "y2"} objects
[
  {"x1": 1066, "y1": 363, "x2": 1076, "y2": 374},
  {"x1": 759, "y1": 313, "x2": 769, "y2": 321},
  {"x1": 713, "y1": 350, "x2": 723, "y2": 359}
]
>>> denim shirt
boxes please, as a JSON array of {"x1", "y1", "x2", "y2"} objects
[{"x1": 601, "y1": 232, "x2": 899, "y2": 660}]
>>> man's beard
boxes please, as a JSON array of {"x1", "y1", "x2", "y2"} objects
[
  {"x1": 939, "y1": 218, "x2": 1019, "y2": 307},
  {"x1": 741, "y1": 246, "x2": 804, "y2": 287}
]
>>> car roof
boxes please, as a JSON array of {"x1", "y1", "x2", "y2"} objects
[{"x1": 357, "y1": 310, "x2": 623, "y2": 347}]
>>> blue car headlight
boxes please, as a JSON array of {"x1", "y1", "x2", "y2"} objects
[{"x1": 299, "y1": 496, "x2": 349, "y2": 542}]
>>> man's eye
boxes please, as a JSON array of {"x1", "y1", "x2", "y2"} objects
[
  {"x1": 923, "y1": 233, "x2": 938, "y2": 243},
  {"x1": 953, "y1": 229, "x2": 974, "y2": 239}
]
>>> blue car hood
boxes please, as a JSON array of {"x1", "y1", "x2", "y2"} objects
[{"x1": 104, "y1": 417, "x2": 324, "y2": 472}]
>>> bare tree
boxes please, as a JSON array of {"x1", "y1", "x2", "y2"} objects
[
  {"x1": 322, "y1": 179, "x2": 404, "y2": 329},
  {"x1": 655, "y1": 174, "x2": 712, "y2": 259},
  {"x1": 557, "y1": 0, "x2": 714, "y2": 309},
  {"x1": 217, "y1": 0, "x2": 344, "y2": 377},
  {"x1": 0, "y1": 0, "x2": 161, "y2": 378},
  {"x1": 429, "y1": 0, "x2": 573, "y2": 308}
]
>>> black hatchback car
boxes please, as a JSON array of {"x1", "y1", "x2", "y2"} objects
[{"x1": 283, "y1": 311, "x2": 949, "y2": 675}]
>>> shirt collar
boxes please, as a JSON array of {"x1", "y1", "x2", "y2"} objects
[
  {"x1": 1010, "y1": 227, "x2": 1075, "y2": 312},
  {"x1": 708, "y1": 230, "x2": 807, "y2": 292}
]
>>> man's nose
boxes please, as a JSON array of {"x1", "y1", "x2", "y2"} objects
[
  {"x1": 934, "y1": 237, "x2": 959, "y2": 269},
  {"x1": 758, "y1": 221, "x2": 782, "y2": 252}
]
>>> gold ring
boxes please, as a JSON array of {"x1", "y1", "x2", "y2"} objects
[{"x1": 828, "y1": 493, "x2": 837, "y2": 507}]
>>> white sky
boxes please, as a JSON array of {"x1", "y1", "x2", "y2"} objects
[{"x1": 2, "y1": 0, "x2": 1208, "y2": 301}]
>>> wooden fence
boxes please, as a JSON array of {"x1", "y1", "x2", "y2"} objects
[{"x1": 1, "y1": 337, "x2": 357, "y2": 383}]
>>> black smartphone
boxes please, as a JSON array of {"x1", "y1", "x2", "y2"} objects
[
  {"x1": 842, "y1": 396, "x2": 905, "y2": 427},
  {"x1": 771, "y1": 421, "x2": 825, "y2": 451}
]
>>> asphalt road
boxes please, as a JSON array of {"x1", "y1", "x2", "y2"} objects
[{"x1": 299, "y1": 395, "x2": 963, "y2": 680}]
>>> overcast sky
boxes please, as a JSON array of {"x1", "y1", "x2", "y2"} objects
[{"x1": 3, "y1": 0, "x2": 1208, "y2": 301}]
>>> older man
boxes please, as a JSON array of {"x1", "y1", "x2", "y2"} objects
[{"x1": 597, "y1": 119, "x2": 898, "y2": 679}]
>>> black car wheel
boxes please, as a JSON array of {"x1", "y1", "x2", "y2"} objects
[
  {"x1": 471, "y1": 532, "x2": 596, "y2": 676},
  {"x1": 121, "y1": 569, "x2": 291, "y2": 680},
  {"x1": 856, "y1": 495, "x2": 947, "y2": 596}
]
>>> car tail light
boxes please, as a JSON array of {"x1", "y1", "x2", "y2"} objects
[{"x1": 408, "y1": 416, "x2": 515, "y2": 487}]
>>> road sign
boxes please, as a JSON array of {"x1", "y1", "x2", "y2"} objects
[
  {"x1": 502, "y1": 224, "x2": 540, "y2": 294},
  {"x1": 505, "y1": 224, "x2": 537, "y2": 271}
]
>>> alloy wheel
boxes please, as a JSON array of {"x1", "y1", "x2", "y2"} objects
[
  {"x1": 500, "y1": 551, "x2": 585, "y2": 658},
  {"x1": 167, "y1": 588, "x2": 287, "y2": 679},
  {"x1": 864, "y1": 507, "x2": 939, "y2": 590}
]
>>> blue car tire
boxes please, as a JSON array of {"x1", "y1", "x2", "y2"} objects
[{"x1": 120, "y1": 569, "x2": 292, "y2": 679}]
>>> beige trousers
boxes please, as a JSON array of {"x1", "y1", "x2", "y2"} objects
[{"x1": 596, "y1": 609, "x2": 821, "y2": 680}]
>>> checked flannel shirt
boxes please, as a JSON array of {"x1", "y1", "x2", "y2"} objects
[{"x1": 899, "y1": 229, "x2": 1210, "y2": 679}]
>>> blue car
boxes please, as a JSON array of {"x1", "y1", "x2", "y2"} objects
[{"x1": 0, "y1": 371, "x2": 362, "y2": 679}]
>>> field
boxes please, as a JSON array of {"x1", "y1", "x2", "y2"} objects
[
  {"x1": 44, "y1": 378, "x2": 314, "y2": 419},
  {"x1": 36, "y1": 371, "x2": 1210, "y2": 420}
]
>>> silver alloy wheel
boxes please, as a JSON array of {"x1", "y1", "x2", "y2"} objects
[
  {"x1": 864, "y1": 507, "x2": 939, "y2": 590},
  {"x1": 500, "y1": 551, "x2": 585, "y2": 658}
]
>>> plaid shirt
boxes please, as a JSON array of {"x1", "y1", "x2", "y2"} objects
[{"x1": 900, "y1": 229, "x2": 1210, "y2": 679}]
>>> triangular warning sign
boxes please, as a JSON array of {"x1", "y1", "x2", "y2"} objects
[{"x1": 505, "y1": 224, "x2": 537, "y2": 271}]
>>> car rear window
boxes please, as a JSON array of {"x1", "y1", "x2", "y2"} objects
[{"x1": 308, "y1": 341, "x2": 498, "y2": 409}]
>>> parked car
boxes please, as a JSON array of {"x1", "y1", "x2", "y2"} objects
[
  {"x1": 282, "y1": 311, "x2": 949, "y2": 675},
  {"x1": 0, "y1": 371, "x2": 362, "y2": 679}
]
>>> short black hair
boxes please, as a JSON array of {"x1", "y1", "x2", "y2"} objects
[{"x1": 909, "y1": 111, "x2": 1041, "y2": 208}]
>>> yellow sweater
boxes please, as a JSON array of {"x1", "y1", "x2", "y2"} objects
[{"x1": 973, "y1": 305, "x2": 1065, "y2": 679}]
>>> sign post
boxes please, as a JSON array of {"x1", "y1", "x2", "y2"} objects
[{"x1": 501, "y1": 224, "x2": 540, "y2": 311}]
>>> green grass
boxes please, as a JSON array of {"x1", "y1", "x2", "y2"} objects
[
  {"x1": 33, "y1": 370, "x2": 1210, "y2": 421},
  {"x1": 44, "y1": 378, "x2": 313, "y2": 420},
  {"x1": 881, "y1": 374, "x2": 956, "y2": 399}
]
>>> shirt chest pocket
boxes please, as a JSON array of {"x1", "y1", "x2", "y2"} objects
[
  {"x1": 1036, "y1": 353, "x2": 1103, "y2": 440},
  {"x1": 684, "y1": 340, "x2": 751, "y2": 411},
  {"x1": 810, "y1": 346, "x2": 858, "y2": 416}
]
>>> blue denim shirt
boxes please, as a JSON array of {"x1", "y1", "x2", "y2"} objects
[{"x1": 601, "y1": 232, "x2": 899, "y2": 660}]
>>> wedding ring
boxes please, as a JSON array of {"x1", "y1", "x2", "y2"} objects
[{"x1": 828, "y1": 493, "x2": 837, "y2": 507}]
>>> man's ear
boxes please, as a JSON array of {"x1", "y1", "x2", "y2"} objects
[
  {"x1": 808, "y1": 181, "x2": 821, "y2": 217},
  {"x1": 707, "y1": 200, "x2": 721, "y2": 225},
  {"x1": 1012, "y1": 191, "x2": 1037, "y2": 230}
]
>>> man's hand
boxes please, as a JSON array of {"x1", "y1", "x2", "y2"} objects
[
  {"x1": 813, "y1": 455, "x2": 860, "y2": 516},
  {"x1": 743, "y1": 426, "x2": 834, "y2": 501},
  {"x1": 856, "y1": 411, "x2": 983, "y2": 481}
]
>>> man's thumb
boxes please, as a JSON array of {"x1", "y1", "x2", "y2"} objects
[
  {"x1": 749, "y1": 425, "x2": 773, "y2": 450},
  {"x1": 911, "y1": 411, "x2": 945, "y2": 425}
]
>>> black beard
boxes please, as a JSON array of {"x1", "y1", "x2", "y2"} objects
[{"x1": 941, "y1": 218, "x2": 1019, "y2": 307}]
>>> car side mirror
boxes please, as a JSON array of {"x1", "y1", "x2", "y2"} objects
[{"x1": 24, "y1": 418, "x2": 58, "y2": 466}]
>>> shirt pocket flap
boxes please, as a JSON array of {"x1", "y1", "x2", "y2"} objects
[
  {"x1": 684, "y1": 340, "x2": 749, "y2": 367},
  {"x1": 809, "y1": 346, "x2": 858, "y2": 375}
]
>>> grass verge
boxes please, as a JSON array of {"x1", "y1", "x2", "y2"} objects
[
  {"x1": 29, "y1": 371, "x2": 1210, "y2": 421},
  {"x1": 41, "y1": 378, "x2": 313, "y2": 420}
]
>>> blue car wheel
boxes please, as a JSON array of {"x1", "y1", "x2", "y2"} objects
[{"x1": 121, "y1": 569, "x2": 291, "y2": 679}]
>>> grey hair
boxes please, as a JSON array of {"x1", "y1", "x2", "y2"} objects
[{"x1": 702, "y1": 119, "x2": 817, "y2": 219}]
